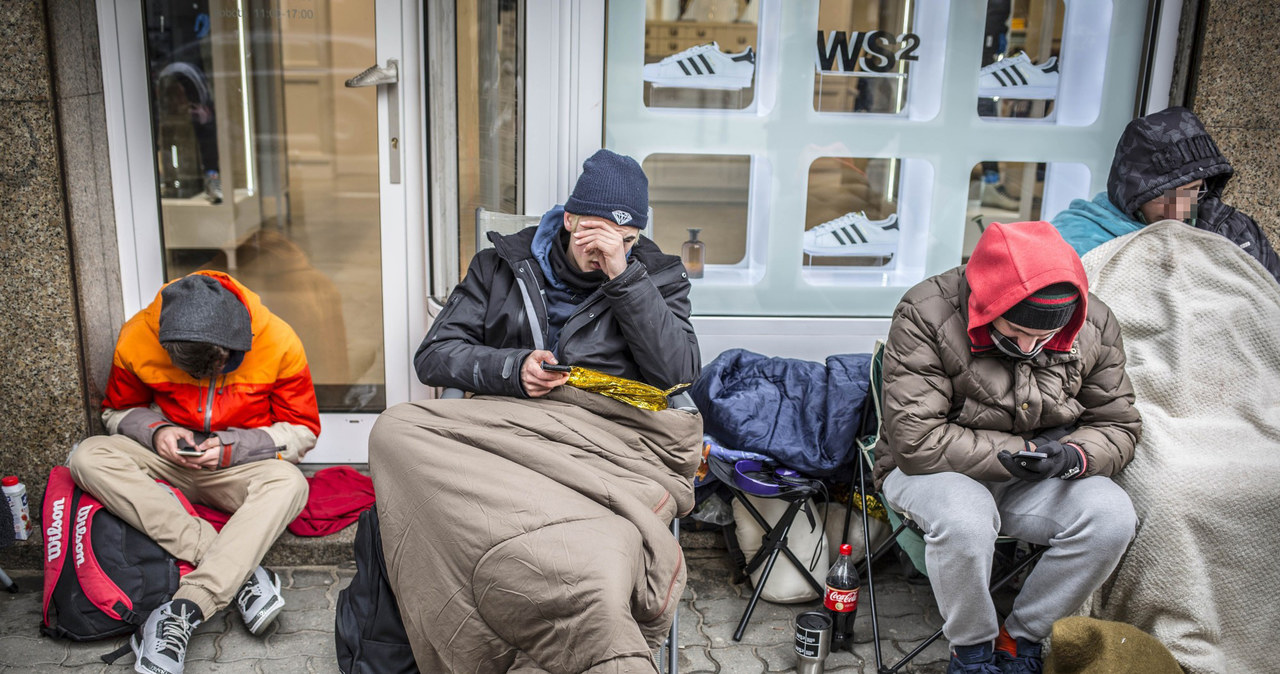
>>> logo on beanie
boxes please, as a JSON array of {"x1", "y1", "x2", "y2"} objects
[{"x1": 612, "y1": 209, "x2": 633, "y2": 225}]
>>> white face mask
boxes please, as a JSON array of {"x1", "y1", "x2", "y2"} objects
[{"x1": 990, "y1": 326, "x2": 1047, "y2": 360}]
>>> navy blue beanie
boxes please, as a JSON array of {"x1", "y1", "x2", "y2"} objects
[{"x1": 564, "y1": 149, "x2": 649, "y2": 229}]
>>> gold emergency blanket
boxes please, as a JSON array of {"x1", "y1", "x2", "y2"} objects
[{"x1": 566, "y1": 366, "x2": 689, "y2": 411}]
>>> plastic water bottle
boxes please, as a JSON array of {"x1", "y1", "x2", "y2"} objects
[{"x1": 2, "y1": 476, "x2": 32, "y2": 541}]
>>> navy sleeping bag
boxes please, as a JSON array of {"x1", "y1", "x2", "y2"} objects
[{"x1": 690, "y1": 348, "x2": 872, "y2": 476}]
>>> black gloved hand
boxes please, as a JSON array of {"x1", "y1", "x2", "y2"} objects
[
  {"x1": 1029, "y1": 424, "x2": 1075, "y2": 447},
  {"x1": 998, "y1": 440, "x2": 1086, "y2": 481}
]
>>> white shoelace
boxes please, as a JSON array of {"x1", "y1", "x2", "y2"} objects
[
  {"x1": 157, "y1": 605, "x2": 200, "y2": 659},
  {"x1": 660, "y1": 42, "x2": 719, "y2": 64}
]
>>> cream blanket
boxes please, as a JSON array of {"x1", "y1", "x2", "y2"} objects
[
  {"x1": 1078, "y1": 221, "x2": 1280, "y2": 674},
  {"x1": 369, "y1": 386, "x2": 701, "y2": 673}
]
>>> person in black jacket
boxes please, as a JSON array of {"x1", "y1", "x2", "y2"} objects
[
  {"x1": 1052, "y1": 107, "x2": 1280, "y2": 284},
  {"x1": 415, "y1": 149, "x2": 700, "y2": 397}
]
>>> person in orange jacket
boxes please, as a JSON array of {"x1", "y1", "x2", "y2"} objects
[{"x1": 68, "y1": 271, "x2": 320, "y2": 674}]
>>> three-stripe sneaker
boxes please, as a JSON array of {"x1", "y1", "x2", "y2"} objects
[
  {"x1": 977, "y1": 52, "x2": 1059, "y2": 100},
  {"x1": 803, "y1": 211, "x2": 900, "y2": 257},
  {"x1": 643, "y1": 42, "x2": 756, "y2": 90}
]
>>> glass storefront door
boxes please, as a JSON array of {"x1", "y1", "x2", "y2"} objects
[{"x1": 105, "y1": 0, "x2": 425, "y2": 461}]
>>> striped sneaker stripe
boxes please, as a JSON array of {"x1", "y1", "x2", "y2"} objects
[
  {"x1": 687, "y1": 57, "x2": 703, "y2": 75},
  {"x1": 845, "y1": 223, "x2": 868, "y2": 244},
  {"x1": 677, "y1": 60, "x2": 691, "y2": 76},
  {"x1": 992, "y1": 70, "x2": 1009, "y2": 87},
  {"x1": 1008, "y1": 65, "x2": 1028, "y2": 85},
  {"x1": 698, "y1": 54, "x2": 715, "y2": 74},
  {"x1": 832, "y1": 229, "x2": 850, "y2": 245}
]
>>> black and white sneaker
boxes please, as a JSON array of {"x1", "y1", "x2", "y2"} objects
[
  {"x1": 131, "y1": 599, "x2": 203, "y2": 674},
  {"x1": 236, "y1": 566, "x2": 285, "y2": 636},
  {"x1": 804, "y1": 211, "x2": 900, "y2": 257},
  {"x1": 977, "y1": 52, "x2": 1059, "y2": 99},
  {"x1": 643, "y1": 42, "x2": 756, "y2": 90}
]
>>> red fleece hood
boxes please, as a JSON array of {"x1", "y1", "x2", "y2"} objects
[{"x1": 964, "y1": 221, "x2": 1088, "y2": 353}]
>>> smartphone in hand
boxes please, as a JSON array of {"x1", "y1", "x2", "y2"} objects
[
  {"x1": 540, "y1": 361, "x2": 572, "y2": 373},
  {"x1": 175, "y1": 439, "x2": 204, "y2": 457},
  {"x1": 1013, "y1": 450, "x2": 1047, "y2": 468},
  {"x1": 175, "y1": 431, "x2": 213, "y2": 456}
]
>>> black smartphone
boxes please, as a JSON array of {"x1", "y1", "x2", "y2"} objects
[
  {"x1": 540, "y1": 361, "x2": 572, "y2": 373},
  {"x1": 1013, "y1": 450, "x2": 1048, "y2": 467}
]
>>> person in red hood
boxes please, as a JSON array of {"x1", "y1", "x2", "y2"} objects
[
  {"x1": 67, "y1": 271, "x2": 320, "y2": 674},
  {"x1": 870, "y1": 221, "x2": 1141, "y2": 674}
]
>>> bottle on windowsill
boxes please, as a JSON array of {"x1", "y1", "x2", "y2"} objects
[{"x1": 682, "y1": 228, "x2": 705, "y2": 279}]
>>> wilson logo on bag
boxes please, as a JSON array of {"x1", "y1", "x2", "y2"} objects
[{"x1": 40, "y1": 466, "x2": 198, "y2": 641}]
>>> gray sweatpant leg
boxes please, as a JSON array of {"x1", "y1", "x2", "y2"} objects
[{"x1": 881, "y1": 469, "x2": 1135, "y2": 647}]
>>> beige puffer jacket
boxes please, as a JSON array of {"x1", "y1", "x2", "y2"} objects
[{"x1": 872, "y1": 222, "x2": 1141, "y2": 487}]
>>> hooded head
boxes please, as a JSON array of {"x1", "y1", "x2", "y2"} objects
[
  {"x1": 964, "y1": 221, "x2": 1088, "y2": 354},
  {"x1": 158, "y1": 274, "x2": 252, "y2": 377},
  {"x1": 1107, "y1": 107, "x2": 1232, "y2": 221}
]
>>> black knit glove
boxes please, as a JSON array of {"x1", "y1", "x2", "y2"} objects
[{"x1": 998, "y1": 440, "x2": 1086, "y2": 481}]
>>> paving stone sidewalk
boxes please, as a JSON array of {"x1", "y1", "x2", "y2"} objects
[{"x1": 0, "y1": 549, "x2": 948, "y2": 673}]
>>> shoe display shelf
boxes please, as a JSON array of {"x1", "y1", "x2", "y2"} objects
[{"x1": 158, "y1": 7, "x2": 262, "y2": 271}]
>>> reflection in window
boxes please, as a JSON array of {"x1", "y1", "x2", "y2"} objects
[
  {"x1": 976, "y1": 0, "x2": 1064, "y2": 120},
  {"x1": 643, "y1": 0, "x2": 758, "y2": 110},
  {"x1": 643, "y1": 153, "x2": 750, "y2": 267},
  {"x1": 813, "y1": 0, "x2": 918, "y2": 114},
  {"x1": 966, "y1": 160, "x2": 1046, "y2": 260},
  {"x1": 144, "y1": 0, "x2": 386, "y2": 412},
  {"x1": 804, "y1": 157, "x2": 901, "y2": 267},
  {"x1": 456, "y1": 0, "x2": 523, "y2": 269}
]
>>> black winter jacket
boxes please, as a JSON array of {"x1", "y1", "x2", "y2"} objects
[
  {"x1": 414, "y1": 227, "x2": 701, "y2": 397},
  {"x1": 1106, "y1": 106, "x2": 1280, "y2": 282}
]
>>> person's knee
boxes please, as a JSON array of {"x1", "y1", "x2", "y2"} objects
[
  {"x1": 1081, "y1": 487, "x2": 1137, "y2": 552},
  {"x1": 66, "y1": 436, "x2": 127, "y2": 485},
  {"x1": 926, "y1": 508, "x2": 1000, "y2": 550},
  {"x1": 254, "y1": 461, "x2": 309, "y2": 514}
]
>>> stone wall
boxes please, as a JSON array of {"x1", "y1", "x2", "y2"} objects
[
  {"x1": 0, "y1": 0, "x2": 120, "y2": 549},
  {"x1": 0, "y1": 0, "x2": 90, "y2": 517},
  {"x1": 1193, "y1": 0, "x2": 1280, "y2": 246}
]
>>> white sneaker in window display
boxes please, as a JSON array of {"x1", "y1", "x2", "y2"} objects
[
  {"x1": 803, "y1": 212, "x2": 900, "y2": 257},
  {"x1": 643, "y1": 42, "x2": 756, "y2": 90},
  {"x1": 977, "y1": 52, "x2": 1059, "y2": 99}
]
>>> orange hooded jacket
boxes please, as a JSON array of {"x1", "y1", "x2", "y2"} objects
[{"x1": 102, "y1": 272, "x2": 320, "y2": 464}]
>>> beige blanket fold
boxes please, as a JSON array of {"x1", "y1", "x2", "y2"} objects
[
  {"x1": 1079, "y1": 221, "x2": 1280, "y2": 674},
  {"x1": 370, "y1": 386, "x2": 702, "y2": 674}
]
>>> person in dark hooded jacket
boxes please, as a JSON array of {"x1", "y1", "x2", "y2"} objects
[
  {"x1": 1051, "y1": 106, "x2": 1280, "y2": 284},
  {"x1": 874, "y1": 221, "x2": 1141, "y2": 674},
  {"x1": 415, "y1": 149, "x2": 700, "y2": 397}
]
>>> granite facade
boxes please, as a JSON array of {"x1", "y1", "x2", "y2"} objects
[
  {"x1": 0, "y1": 0, "x2": 90, "y2": 531},
  {"x1": 1193, "y1": 0, "x2": 1280, "y2": 247}
]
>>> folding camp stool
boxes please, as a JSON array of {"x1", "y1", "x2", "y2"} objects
[
  {"x1": 707, "y1": 455, "x2": 825, "y2": 642},
  {"x1": 849, "y1": 342, "x2": 1047, "y2": 674}
]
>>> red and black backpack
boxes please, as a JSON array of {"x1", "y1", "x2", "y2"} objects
[{"x1": 40, "y1": 466, "x2": 197, "y2": 641}]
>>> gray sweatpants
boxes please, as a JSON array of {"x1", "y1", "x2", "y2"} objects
[{"x1": 881, "y1": 469, "x2": 1136, "y2": 647}]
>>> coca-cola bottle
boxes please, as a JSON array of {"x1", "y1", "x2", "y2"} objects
[{"x1": 824, "y1": 543, "x2": 860, "y2": 651}]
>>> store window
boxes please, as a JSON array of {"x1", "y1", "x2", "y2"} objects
[
  {"x1": 456, "y1": 0, "x2": 523, "y2": 268},
  {"x1": 813, "y1": 0, "x2": 919, "y2": 115},
  {"x1": 143, "y1": 0, "x2": 386, "y2": 412},
  {"x1": 644, "y1": 153, "x2": 750, "y2": 267},
  {"x1": 803, "y1": 157, "x2": 902, "y2": 267},
  {"x1": 605, "y1": 0, "x2": 1149, "y2": 317},
  {"x1": 643, "y1": 0, "x2": 758, "y2": 110},
  {"x1": 976, "y1": 0, "x2": 1065, "y2": 121}
]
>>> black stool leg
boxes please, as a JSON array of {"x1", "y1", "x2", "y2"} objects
[{"x1": 733, "y1": 499, "x2": 805, "y2": 641}]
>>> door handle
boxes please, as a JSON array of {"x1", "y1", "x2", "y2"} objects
[
  {"x1": 346, "y1": 59, "x2": 401, "y2": 184},
  {"x1": 345, "y1": 59, "x2": 399, "y2": 88}
]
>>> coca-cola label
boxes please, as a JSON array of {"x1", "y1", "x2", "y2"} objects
[{"x1": 824, "y1": 585, "x2": 859, "y2": 612}]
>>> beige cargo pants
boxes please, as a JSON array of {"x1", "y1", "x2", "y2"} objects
[{"x1": 67, "y1": 434, "x2": 309, "y2": 619}]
